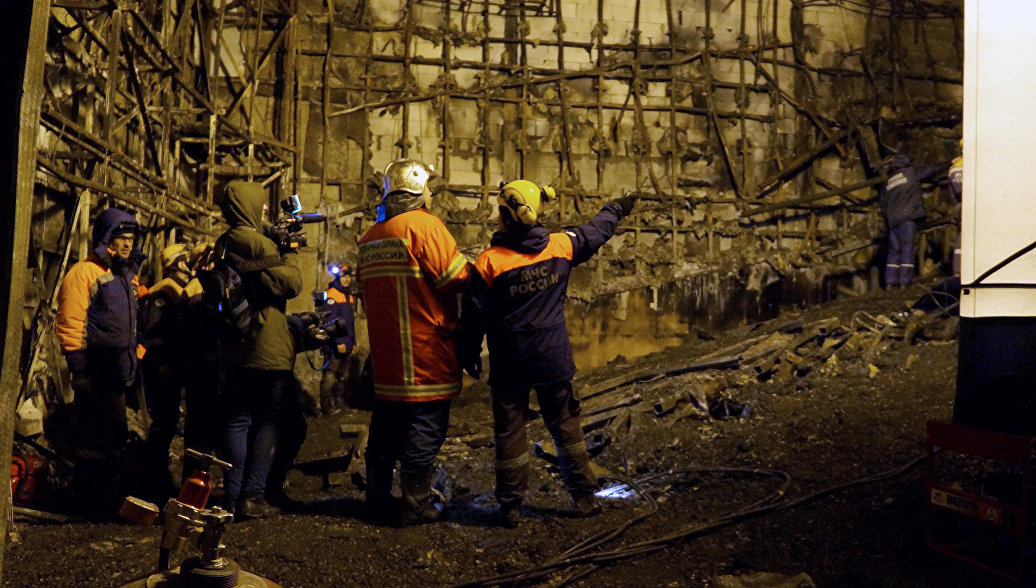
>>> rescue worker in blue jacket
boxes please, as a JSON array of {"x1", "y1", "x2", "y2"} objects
[
  {"x1": 457, "y1": 181, "x2": 635, "y2": 527},
  {"x1": 55, "y1": 207, "x2": 146, "y2": 513},
  {"x1": 319, "y1": 263, "x2": 356, "y2": 415},
  {"x1": 879, "y1": 154, "x2": 947, "y2": 287}
]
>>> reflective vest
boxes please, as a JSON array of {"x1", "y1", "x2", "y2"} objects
[{"x1": 357, "y1": 208, "x2": 469, "y2": 402}]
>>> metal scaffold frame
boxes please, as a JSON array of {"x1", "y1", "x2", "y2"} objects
[{"x1": 297, "y1": 0, "x2": 962, "y2": 255}]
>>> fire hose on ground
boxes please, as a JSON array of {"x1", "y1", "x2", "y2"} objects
[{"x1": 457, "y1": 455, "x2": 926, "y2": 587}]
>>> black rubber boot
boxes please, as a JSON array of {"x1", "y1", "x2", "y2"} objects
[
  {"x1": 497, "y1": 502, "x2": 521, "y2": 528},
  {"x1": 400, "y1": 468, "x2": 443, "y2": 526},
  {"x1": 364, "y1": 460, "x2": 398, "y2": 523}
]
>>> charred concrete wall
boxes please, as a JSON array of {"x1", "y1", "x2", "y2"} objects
[
  {"x1": 22, "y1": 1, "x2": 963, "y2": 390},
  {"x1": 288, "y1": 0, "x2": 963, "y2": 368}
]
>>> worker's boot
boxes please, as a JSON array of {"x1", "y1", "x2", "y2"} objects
[
  {"x1": 400, "y1": 467, "x2": 443, "y2": 526},
  {"x1": 572, "y1": 492, "x2": 603, "y2": 518},
  {"x1": 497, "y1": 502, "x2": 521, "y2": 528},
  {"x1": 364, "y1": 460, "x2": 397, "y2": 523}
]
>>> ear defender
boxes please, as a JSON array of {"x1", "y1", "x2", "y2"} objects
[
  {"x1": 510, "y1": 194, "x2": 537, "y2": 225},
  {"x1": 499, "y1": 180, "x2": 552, "y2": 226}
]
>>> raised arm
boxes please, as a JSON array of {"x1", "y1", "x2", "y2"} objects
[{"x1": 567, "y1": 196, "x2": 635, "y2": 266}]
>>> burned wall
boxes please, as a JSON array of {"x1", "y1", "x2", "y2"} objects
[
  {"x1": 20, "y1": 1, "x2": 963, "y2": 403},
  {"x1": 289, "y1": 0, "x2": 963, "y2": 368}
]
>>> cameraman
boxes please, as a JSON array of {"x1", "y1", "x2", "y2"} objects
[
  {"x1": 216, "y1": 181, "x2": 302, "y2": 519},
  {"x1": 319, "y1": 263, "x2": 356, "y2": 415}
]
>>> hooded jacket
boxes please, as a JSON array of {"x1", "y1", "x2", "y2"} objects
[
  {"x1": 216, "y1": 181, "x2": 303, "y2": 371},
  {"x1": 457, "y1": 202, "x2": 624, "y2": 388},
  {"x1": 56, "y1": 208, "x2": 145, "y2": 376}
]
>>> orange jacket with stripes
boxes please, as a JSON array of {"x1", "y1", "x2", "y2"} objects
[{"x1": 357, "y1": 208, "x2": 470, "y2": 402}]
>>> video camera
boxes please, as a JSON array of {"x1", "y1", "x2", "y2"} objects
[
  {"x1": 287, "y1": 291, "x2": 352, "y2": 353},
  {"x1": 265, "y1": 194, "x2": 325, "y2": 251}
]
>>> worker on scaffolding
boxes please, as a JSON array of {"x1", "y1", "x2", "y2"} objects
[
  {"x1": 356, "y1": 158, "x2": 470, "y2": 525},
  {"x1": 879, "y1": 153, "x2": 948, "y2": 287},
  {"x1": 55, "y1": 207, "x2": 146, "y2": 515},
  {"x1": 457, "y1": 181, "x2": 635, "y2": 527}
]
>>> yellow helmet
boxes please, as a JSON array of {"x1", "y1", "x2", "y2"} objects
[
  {"x1": 160, "y1": 243, "x2": 189, "y2": 270},
  {"x1": 383, "y1": 159, "x2": 436, "y2": 197},
  {"x1": 498, "y1": 180, "x2": 556, "y2": 226}
]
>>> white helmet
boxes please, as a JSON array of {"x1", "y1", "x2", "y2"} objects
[{"x1": 382, "y1": 159, "x2": 436, "y2": 197}]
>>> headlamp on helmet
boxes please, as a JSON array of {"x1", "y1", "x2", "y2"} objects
[
  {"x1": 498, "y1": 180, "x2": 556, "y2": 226},
  {"x1": 328, "y1": 262, "x2": 352, "y2": 277}
]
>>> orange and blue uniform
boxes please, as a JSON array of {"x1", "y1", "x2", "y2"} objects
[
  {"x1": 457, "y1": 200, "x2": 628, "y2": 510},
  {"x1": 458, "y1": 202, "x2": 625, "y2": 387},
  {"x1": 319, "y1": 277, "x2": 358, "y2": 415},
  {"x1": 55, "y1": 207, "x2": 145, "y2": 511},
  {"x1": 325, "y1": 280, "x2": 356, "y2": 352},
  {"x1": 56, "y1": 207, "x2": 145, "y2": 388},
  {"x1": 357, "y1": 207, "x2": 469, "y2": 402}
]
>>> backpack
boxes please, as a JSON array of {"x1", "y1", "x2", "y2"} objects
[
  {"x1": 196, "y1": 241, "x2": 288, "y2": 341},
  {"x1": 195, "y1": 244, "x2": 255, "y2": 341},
  {"x1": 196, "y1": 265, "x2": 250, "y2": 342}
]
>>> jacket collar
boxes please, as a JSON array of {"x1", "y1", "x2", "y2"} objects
[{"x1": 490, "y1": 224, "x2": 549, "y2": 254}]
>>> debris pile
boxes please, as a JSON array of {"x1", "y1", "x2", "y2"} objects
[{"x1": 566, "y1": 301, "x2": 959, "y2": 461}]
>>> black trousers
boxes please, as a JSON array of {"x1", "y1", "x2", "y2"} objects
[
  {"x1": 492, "y1": 380, "x2": 596, "y2": 507},
  {"x1": 365, "y1": 399, "x2": 451, "y2": 481},
  {"x1": 69, "y1": 349, "x2": 135, "y2": 512},
  {"x1": 319, "y1": 352, "x2": 351, "y2": 411},
  {"x1": 266, "y1": 378, "x2": 308, "y2": 501},
  {"x1": 72, "y1": 351, "x2": 134, "y2": 456},
  {"x1": 142, "y1": 350, "x2": 221, "y2": 483}
]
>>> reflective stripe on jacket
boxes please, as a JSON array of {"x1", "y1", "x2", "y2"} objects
[
  {"x1": 458, "y1": 202, "x2": 622, "y2": 388},
  {"x1": 357, "y1": 208, "x2": 469, "y2": 402},
  {"x1": 880, "y1": 164, "x2": 945, "y2": 228}
]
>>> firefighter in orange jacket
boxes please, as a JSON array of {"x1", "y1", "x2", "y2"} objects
[
  {"x1": 357, "y1": 158, "x2": 470, "y2": 524},
  {"x1": 55, "y1": 207, "x2": 146, "y2": 513}
]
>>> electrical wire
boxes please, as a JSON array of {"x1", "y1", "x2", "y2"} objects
[{"x1": 458, "y1": 455, "x2": 925, "y2": 587}]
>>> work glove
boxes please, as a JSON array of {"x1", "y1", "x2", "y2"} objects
[
  {"x1": 610, "y1": 192, "x2": 637, "y2": 218},
  {"x1": 65, "y1": 350, "x2": 88, "y2": 375},
  {"x1": 464, "y1": 355, "x2": 483, "y2": 380}
]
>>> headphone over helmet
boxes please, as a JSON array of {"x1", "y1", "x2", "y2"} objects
[{"x1": 498, "y1": 180, "x2": 557, "y2": 226}]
